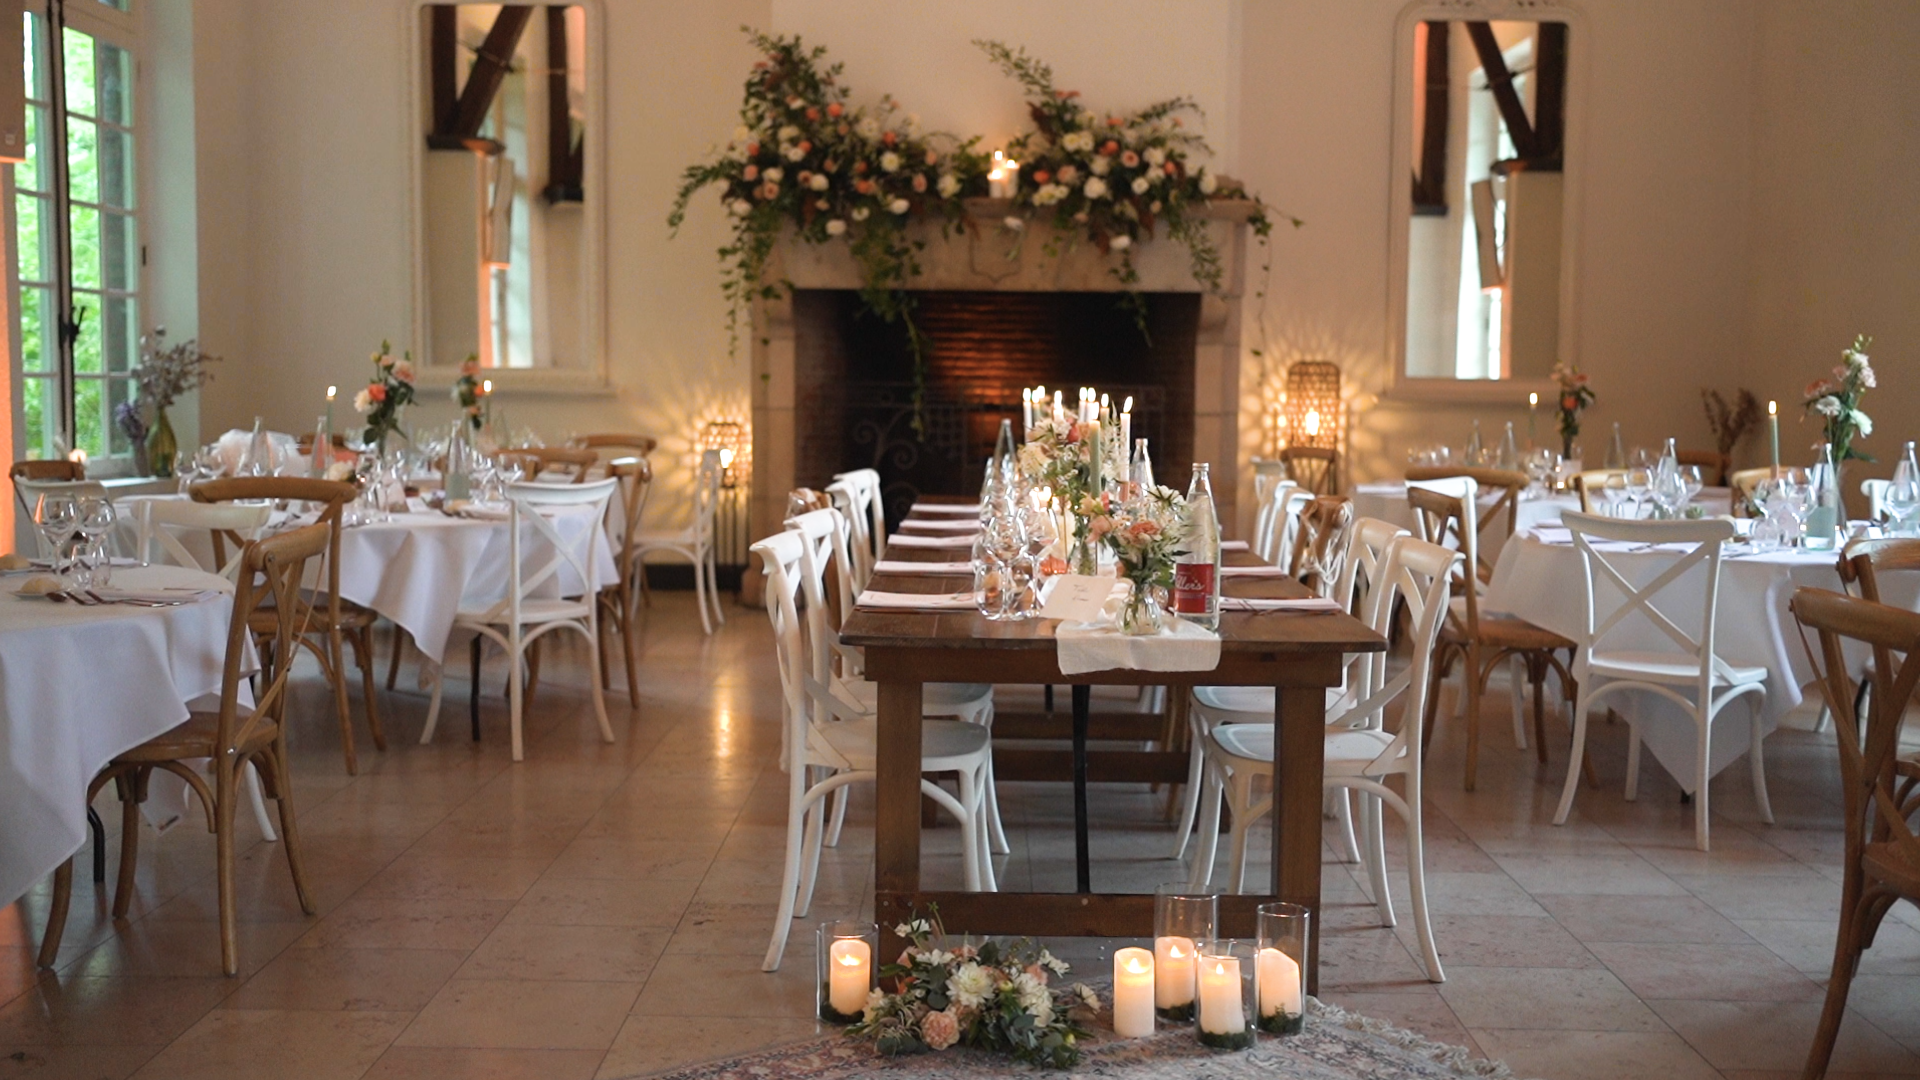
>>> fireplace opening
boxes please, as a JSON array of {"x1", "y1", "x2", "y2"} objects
[{"x1": 793, "y1": 289, "x2": 1200, "y2": 528}]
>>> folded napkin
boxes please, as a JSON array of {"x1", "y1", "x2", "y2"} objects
[
  {"x1": 91, "y1": 585, "x2": 224, "y2": 605},
  {"x1": 448, "y1": 500, "x2": 512, "y2": 521},
  {"x1": 855, "y1": 590, "x2": 977, "y2": 612},
  {"x1": 1220, "y1": 596, "x2": 1344, "y2": 614},
  {"x1": 886, "y1": 533, "x2": 975, "y2": 549},
  {"x1": 1221, "y1": 540, "x2": 1250, "y2": 552},
  {"x1": 875, "y1": 559, "x2": 972, "y2": 574},
  {"x1": 1056, "y1": 617, "x2": 1222, "y2": 676},
  {"x1": 1221, "y1": 564, "x2": 1292, "y2": 578},
  {"x1": 1529, "y1": 527, "x2": 1574, "y2": 545},
  {"x1": 899, "y1": 519, "x2": 982, "y2": 533},
  {"x1": 912, "y1": 503, "x2": 983, "y2": 516}
]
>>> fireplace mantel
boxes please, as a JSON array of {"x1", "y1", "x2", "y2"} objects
[{"x1": 748, "y1": 204, "x2": 1256, "y2": 587}]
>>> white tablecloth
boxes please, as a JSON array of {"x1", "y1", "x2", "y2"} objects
[
  {"x1": 1352, "y1": 483, "x2": 1733, "y2": 563},
  {"x1": 0, "y1": 565, "x2": 237, "y2": 908},
  {"x1": 1482, "y1": 534, "x2": 1916, "y2": 791}
]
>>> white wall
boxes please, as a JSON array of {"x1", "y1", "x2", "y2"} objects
[{"x1": 182, "y1": 0, "x2": 1919, "y2": 523}]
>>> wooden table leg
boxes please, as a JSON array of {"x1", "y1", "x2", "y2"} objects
[
  {"x1": 876, "y1": 679, "x2": 924, "y2": 956},
  {"x1": 1072, "y1": 684, "x2": 1091, "y2": 893},
  {"x1": 1272, "y1": 683, "x2": 1324, "y2": 994}
]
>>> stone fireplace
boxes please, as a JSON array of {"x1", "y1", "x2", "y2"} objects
[{"x1": 750, "y1": 200, "x2": 1255, "y2": 565}]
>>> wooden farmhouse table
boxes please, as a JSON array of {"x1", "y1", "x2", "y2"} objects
[{"x1": 840, "y1": 499, "x2": 1386, "y2": 991}]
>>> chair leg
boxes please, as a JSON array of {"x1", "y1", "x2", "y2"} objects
[
  {"x1": 981, "y1": 755, "x2": 1011, "y2": 856},
  {"x1": 1509, "y1": 655, "x2": 1529, "y2": 751},
  {"x1": 385, "y1": 625, "x2": 406, "y2": 691},
  {"x1": 508, "y1": 634, "x2": 526, "y2": 762},
  {"x1": 353, "y1": 626, "x2": 387, "y2": 752},
  {"x1": 1394, "y1": 784, "x2": 1445, "y2": 982},
  {"x1": 795, "y1": 776, "x2": 827, "y2": 919},
  {"x1": 968, "y1": 764, "x2": 997, "y2": 892},
  {"x1": 1530, "y1": 656, "x2": 1550, "y2": 765},
  {"x1": 245, "y1": 763, "x2": 277, "y2": 842},
  {"x1": 1693, "y1": 719, "x2": 1713, "y2": 852},
  {"x1": 596, "y1": 601, "x2": 614, "y2": 693},
  {"x1": 88, "y1": 806, "x2": 105, "y2": 884},
  {"x1": 1188, "y1": 760, "x2": 1225, "y2": 891},
  {"x1": 584, "y1": 626, "x2": 615, "y2": 745},
  {"x1": 326, "y1": 629, "x2": 358, "y2": 775},
  {"x1": 112, "y1": 773, "x2": 142, "y2": 920},
  {"x1": 524, "y1": 639, "x2": 543, "y2": 703},
  {"x1": 1463, "y1": 642, "x2": 1484, "y2": 791},
  {"x1": 1226, "y1": 771, "x2": 1254, "y2": 895},
  {"x1": 1803, "y1": 890, "x2": 1890, "y2": 1080},
  {"x1": 1554, "y1": 688, "x2": 1594, "y2": 826},
  {"x1": 214, "y1": 764, "x2": 240, "y2": 976},
  {"x1": 37, "y1": 859, "x2": 74, "y2": 969},
  {"x1": 419, "y1": 661, "x2": 445, "y2": 745},
  {"x1": 957, "y1": 768, "x2": 982, "y2": 893},
  {"x1": 1750, "y1": 712, "x2": 1775, "y2": 825},
  {"x1": 762, "y1": 772, "x2": 813, "y2": 972},
  {"x1": 824, "y1": 784, "x2": 849, "y2": 848},
  {"x1": 707, "y1": 552, "x2": 727, "y2": 626},
  {"x1": 1171, "y1": 713, "x2": 1208, "y2": 860},
  {"x1": 692, "y1": 552, "x2": 714, "y2": 635},
  {"x1": 622, "y1": 585, "x2": 642, "y2": 706},
  {"x1": 470, "y1": 635, "x2": 483, "y2": 743},
  {"x1": 264, "y1": 748, "x2": 316, "y2": 915},
  {"x1": 1331, "y1": 789, "x2": 1361, "y2": 864},
  {"x1": 1625, "y1": 729, "x2": 1643, "y2": 802},
  {"x1": 1361, "y1": 792, "x2": 1395, "y2": 927}
]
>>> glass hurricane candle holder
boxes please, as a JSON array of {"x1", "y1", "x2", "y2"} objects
[
  {"x1": 1255, "y1": 903, "x2": 1310, "y2": 1036},
  {"x1": 1153, "y1": 886, "x2": 1216, "y2": 1022},
  {"x1": 817, "y1": 919, "x2": 877, "y2": 1025},
  {"x1": 1195, "y1": 940, "x2": 1256, "y2": 1051}
]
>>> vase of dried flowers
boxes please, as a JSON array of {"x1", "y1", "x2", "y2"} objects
[
  {"x1": 131, "y1": 330, "x2": 218, "y2": 478},
  {"x1": 148, "y1": 409, "x2": 178, "y2": 478}
]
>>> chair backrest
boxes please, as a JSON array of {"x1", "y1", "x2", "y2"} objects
[
  {"x1": 213, "y1": 521, "x2": 333, "y2": 758},
  {"x1": 11, "y1": 459, "x2": 84, "y2": 482},
  {"x1": 1563, "y1": 510, "x2": 1740, "y2": 688},
  {"x1": 831, "y1": 468, "x2": 887, "y2": 563},
  {"x1": 1406, "y1": 476, "x2": 1484, "y2": 624},
  {"x1": 787, "y1": 504, "x2": 856, "y2": 633},
  {"x1": 1729, "y1": 467, "x2": 1773, "y2": 517},
  {"x1": 786, "y1": 507, "x2": 852, "y2": 686},
  {"x1": 825, "y1": 479, "x2": 875, "y2": 590},
  {"x1": 1405, "y1": 466, "x2": 1525, "y2": 543},
  {"x1": 1861, "y1": 479, "x2": 1892, "y2": 522},
  {"x1": 1331, "y1": 536, "x2": 1457, "y2": 789},
  {"x1": 691, "y1": 449, "x2": 724, "y2": 550},
  {"x1": 1839, "y1": 537, "x2": 1920, "y2": 605},
  {"x1": 571, "y1": 433, "x2": 658, "y2": 459},
  {"x1": 1675, "y1": 449, "x2": 1731, "y2": 487},
  {"x1": 1789, "y1": 588, "x2": 1920, "y2": 898},
  {"x1": 1250, "y1": 456, "x2": 1289, "y2": 504},
  {"x1": 492, "y1": 479, "x2": 617, "y2": 625},
  {"x1": 499, "y1": 446, "x2": 597, "y2": 483},
  {"x1": 787, "y1": 487, "x2": 832, "y2": 517},
  {"x1": 1250, "y1": 477, "x2": 1299, "y2": 565},
  {"x1": 1575, "y1": 469, "x2": 1625, "y2": 513},
  {"x1": 137, "y1": 498, "x2": 273, "y2": 580},
  {"x1": 1280, "y1": 446, "x2": 1340, "y2": 496},
  {"x1": 1331, "y1": 517, "x2": 1411, "y2": 698},
  {"x1": 1288, "y1": 495, "x2": 1353, "y2": 597},
  {"x1": 605, "y1": 456, "x2": 652, "y2": 571},
  {"x1": 191, "y1": 477, "x2": 358, "y2": 626},
  {"x1": 751, "y1": 528, "x2": 813, "y2": 768}
]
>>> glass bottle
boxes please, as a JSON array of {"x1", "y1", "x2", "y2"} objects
[
  {"x1": 240, "y1": 416, "x2": 271, "y2": 477},
  {"x1": 310, "y1": 415, "x2": 332, "y2": 479},
  {"x1": 1465, "y1": 420, "x2": 1483, "y2": 466},
  {"x1": 1130, "y1": 438, "x2": 1155, "y2": 501},
  {"x1": 1803, "y1": 442, "x2": 1842, "y2": 550},
  {"x1": 1496, "y1": 422, "x2": 1519, "y2": 470},
  {"x1": 1604, "y1": 423, "x2": 1626, "y2": 469},
  {"x1": 1652, "y1": 437, "x2": 1681, "y2": 517},
  {"x1": 444, "y1": 419, "x2": 472, "y2": 502},
  {"x1": 1173, "y1": 463, "x2": 1221, "y2": 630},
  {"x1": 1888, "y1": 441, "x2": 1920, "y2": 536}
]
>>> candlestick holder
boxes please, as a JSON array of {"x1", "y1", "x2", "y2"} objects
[
  {"x1": 1255, "y1": 902, "x2": 1310, "y2": 1036},
  {"x1": 1153, "y1": 886, "x2": 1216, "y2": 1022},
  {"x1": 817, "y1": 919, "x2": 877, "y2": 1025},
  {"x1": 1195, "y1": 940, "x2": 1256, "y2": 1050}
]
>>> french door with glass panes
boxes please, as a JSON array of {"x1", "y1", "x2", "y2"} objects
[{"x1": 14, "y1": 0, "x2": 140, "y2": 464}]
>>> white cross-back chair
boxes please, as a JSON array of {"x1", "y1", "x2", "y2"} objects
[
  {"x1": 1554, "y1": 512, "x2": 1771, "y2": 851},
  {"x1": 1252, "y1": 481, "x2": 1308, "y2": 567},
  {"x1": 420, "y1": 479, "x2": 618, "y2": 761},
  {"x1": 1188, "y1": 534, "x2": 1458, "y2": 983},
  {"x1": 830, "y1": 468, "x2": 887, "y2": 573},
  {"x1": 632, "y1": 449, "x2": 726, "y2": 634},
  {"x1": 1172, "y1": 517, "x2": 1409, "y2": 861},
  {"x1": 754, "y1": 526, "x2": 997, "y2": 971}
]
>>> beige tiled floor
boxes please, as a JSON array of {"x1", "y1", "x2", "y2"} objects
[{"x1": 2, "y1": 592, "x2": 1917, "y2": 1080}]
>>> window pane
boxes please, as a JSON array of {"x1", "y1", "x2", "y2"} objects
[
  {"x1": 61, "y1": 27, "x2": 93, "y2": 117},
  {"x1": 104, "y1": 375, "x2": 133, "y2": 455},
  {"x1": 15, "y1": 192, "x2": 46, "y2": 282},
  {"x1": 100, "y1": 293, "x2": 135, "y2": 373},
  {"x1": 72, "y1": 375, "x2": 103, "y2": 458},
  {"x1": 100, "y1": 210, "x2": 134, "y2": 291},
  {"x1": 65, "y1": 115, "x2": 97, "y2": 204},
  {"x1": 22, "y1": 375, "x2": 58, "y2": 459},
  {"x1": 22, "y1": 12, "x2": 47, "y2": 103},
  {"x1": 20, "y1": 103, "x2": 46, "y2": 191},
  {"x1": 96, "y1": 124, "x2": 131, "y2": 208},
  {"x1": 68, "y1": 203, "x2": 97, "y2": 288},
  {"x1": 72, "y1": 292, "x2": 100, "y2": 373},
  {"x1": 63, "y1": 29, "x2": 130, "y2": 126},
  {"x1": 19, "y1": 285, "x2": 54, "y2": 374}
]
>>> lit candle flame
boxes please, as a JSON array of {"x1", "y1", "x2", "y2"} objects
[
  {"x1": 1304, "y1": 409, "x2": 1322, "y2": 437},
  {"x1": 1125, "y1": 956, "x2": 1150, "y2": 975},
  {"x1": 1123, "y1": 396, "x2": 1133, "y2": 413},
  {"x1": 1768, "y1": 400, "x2": 1778, "y2": 416},
  {"x1": 482, "y1": 379, "x2": 493, "y2": 395},
  {"x1": 719, "y1": 447, "x2": 736, "y2": 468},
  {"x1": 837, "y1": 952, "x2": 862, "y2": 967},
  {"x1": 1169, "y1": 943, "x2": 1190, "y2": 960},
  {"x1": 1529, "y1": 392, "x2": 1538, "y2": 407},
  {"x1": 1211, "y1": 961, "x2": 1227, "y2": 976},
  {"x1": 326, "y1": 385, "x2": 337, "y2": 401}
]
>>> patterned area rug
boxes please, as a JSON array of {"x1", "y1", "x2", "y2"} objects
[{"x1": 627, "y1": 998, "x2": 1537, "y2": 1080}]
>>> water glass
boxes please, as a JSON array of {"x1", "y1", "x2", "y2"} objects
[
  {"x1": 1600, "y1": 476, "x2": 1627, "y2": 518},
  {"x1": 75, "y1": 497, "x2": 117, "y2": 587}
]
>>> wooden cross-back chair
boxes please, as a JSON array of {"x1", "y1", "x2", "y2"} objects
[
  {"x1": 1406, "y1": 478, "x2": 1582, "y2": 792},
  {"x1": 38, "y1": 521, "x2": 331, "y2": 976},
  {"x1": 595, "y1": 456, "x2": 653, "y2": 703},
  {"x1": 1788, "y1": 587, "x2": 1920, "y2": 1080},
  {"x1": 1288, "y1": 495, "x2": 1353, "y2": 597},
  {"x1": 1674, "y1": 449, "x2": 1731, "y2": 488},
  {"x1": 1404, "y1": 466, "x2": 1527, "y2": 579},
  {"x1": 571, "y1": 433, "x2": 657, "y2": 459},
  {"x1": 191, "y1": 478, "x2": 384, "y2": 774},
  {"x1": 1837, "y1": 538, "x2": 1920, "y2": 725},
  {"x1": 1280, "y1": 446, "x2": 1340, "y2": 496},
  {"x1": 10, "y1": 458, "x2": 86, "y2": 521},
  {"x1": 1729, "y1": 467, "x2": 1774, "y2": 517},
  {"x1": 498, "y1": 446, "x2": 597, "y2": 483},
  {"x1": 1574, "y1": 469, "x2": 1625, "y2": 513}
]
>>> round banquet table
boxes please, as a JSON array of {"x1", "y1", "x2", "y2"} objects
[
  {"x1": 1352, "y1": 482, "x2": 1733, "y2": 563},
  {"x1": 1482, "y1": 530, "x2": 1917, "y2": 794},
  {"x1": 0, "y1": 565, "x2": 238, "y2": 908}
]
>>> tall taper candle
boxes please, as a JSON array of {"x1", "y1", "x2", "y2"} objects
[
  {"x1": 1120, "y1": 396, "x2": 1132, "y2": 454},
  {"x1": 1528, "y1": 391, "x2": 1538, "y2": 447},
  {"x1": 326, "y1": 385, "x2": 336, "y2": 430},
  {"x1": 1768, "y1": 400, "x2": 1780, "y2": 476}
]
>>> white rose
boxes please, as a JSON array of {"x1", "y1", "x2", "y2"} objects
[
  {"x1": 1084, "y1": 177, "x2": 1109, "y2": 200},
  {"x1": 888, "y1": 197, "x2": 910, "y2": 214},
  {"x1": 808, "y1": 173, "x2": 829, "y2": 191},
  {"x1": 1109, "y1": 234, "x2": 1131, "y2": 251},
  {"x1": 880, "y1": 151, "x2": 901, "y2": 173},
  {"x1": 1812, "y1": 396, "x2": 1842, "y2": 417},
  {"x1": 1144, "y1": 146, "x2": 1166, "y2": 166},
  {"x1": 784, "y1": 145, "x2": 805, "y2": 162},
  {"x1": 1062, "y1": 131, "x2": 1094, "y2": 153},
  {"x1": 1089, "y1": 155, "x2": 1111, "y2": 176},
  {"x1": 1198, "y1": 170, "x2": 1218, "y2": 195},
  {"x1": 1003, "y1": 216, "x2": 1025, "y2": 231},
  {"x1": 352, "y1": 387, "x2": 374, "y2": 414},
  {"x1": 851, "y1": 206, "x2": 870, "y2": 221},
  {"x1": 936, "y1": 173, "x2": 960, "y2": 198},
  {"x1": 947, "y1": 962, "x2": 996, "y2": 1009},
  {"x1": 825, "y1": 218, "x2": 847, "y2": 236},
  {"x1": 1131, "y1": 176, "x2": 1151, "y2": 195},
  {"x1": 763, "y1": 167, "x2": 783, "y2": 183},
  {"x1": 857, "y1": 117, "x2": 881, "y2": 139},
  {"x1": 728, "y1": 199, "x2": 752, "y2": 216},
  {"x1": 778, "y1": 125, "x2": 800, "y2": 142},
  {"x1": 1852, "y1": 409, "x2": 1874, "y2": 436}
]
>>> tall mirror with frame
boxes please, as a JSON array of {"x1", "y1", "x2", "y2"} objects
[
  {"x1": 1391, "y1": 5, "x2": 1579, "y2": 393},
  {"x1": 412, "y1": 2, "x2": 604, "y2": 385}
]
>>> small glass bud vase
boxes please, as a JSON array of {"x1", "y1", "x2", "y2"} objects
[
  {"x1": 1255, "y1": 903, "x2": 1310, "y2": 1036},
  {"x1": 817, "y1": 920, "x2": 877, "y2": 1025},
  {"x1": 1153, "y1": 886, "x2": 1217, "y2": 1022},
  {"x1": 1195, "y1": 940, "x2": 1257, "y2": 1050},
  {"x1": 1117, "y1": 580, "x2": 1164, "y2": 635}
]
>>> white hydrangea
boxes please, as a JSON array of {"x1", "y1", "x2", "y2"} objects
[
  {"x1": 808, "y1": 173, "x2": 829, "y2": 191},
  {"x1": 1089, "y1": 155, "x2": 1111, "y2": 177},
  {"x1": 1143, "y1": 146, "x2": 1167, "y2": 166},
  {"x1": 1032, "y1": 183, "x2": 1070, "y2": 206},
  {"x1": 857, "y1": 116, "x2": 882, "y2": 139},
  {"x1": 1061, "y1": 130, "x2": 1095, "y2": 153},
  {"x1": 763, "y1": 167, "x2": 784, "y2": 183},
  {"x1": 1812, "y1": 396, "x2": 1843, "y2": 417},
  {"x1": 784, "y1": 145, "x2": 806, "y2": 162},
  {"x1": 728, "y1": 199, "x2": 751, "y2": 216},
  {"x1": 937, "y1": 173, "x2": 960, "y2": 198},
  {"x1": 352, "y1": 387, "x2": 374, "y2": 414},
  {"x1": 778, "y1": 124, "x2": 801, "y2": 142},
  {"x1": 888, "y1": 197, "x2": 910, "y2": 214},
  {"x1": 947, "y1": 962, "x2": 996, "y2": 1009},
  {"x1": 1109, "y1": 235, "x2": 1132, "y2": 251},
  {"x1": 825, "y1": 219, "x2": 846, "y2": 236},
  {"x1": 879, "y1": 151, "x2": 902, "y2": 173},
  {"x1": 1131, "y1": 176, "x2": 1151, "y2": 195},
  {"x1": 1083, "y1": 177, "x2": 1110, "y2": 200},
  {"x1": 1039, "y1": 950, "x2": 1069, "y2": 977}
]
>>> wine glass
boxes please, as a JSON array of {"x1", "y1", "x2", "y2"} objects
[
  {"x1": 74, "y1": 497, "x2": 117, "y2": 589},
  {"x1": 1625, "y1": 467, "x2": 1652, "y2": 520},
  {"x1": 1600, "y1": 475, "x2": 1627, "y2": 517},
  {"x1": 34, "y1": 492, "x2": 78, "y2": 577},
  {"x1": 1525, "y1": 447, "x2": 1558, "y2": 498},
  {"x1": 1886, "y1": 478, "x2": 1920, "y2": 537},
  {"x1": 1678, "y1": 465, "x2": 1704, "y2": 514},
  {"x1": 1782, "y1": 468, "x2": 1813, "y2": 543}
]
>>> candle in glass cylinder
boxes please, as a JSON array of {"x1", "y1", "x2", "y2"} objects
[
  {"x1": 827, "y1": 938, "x2": 871, "y2": 1017},
  {"x1": 1113, "y1": 947, "x2": 1155, "y2": 1037},
  {"x1": 1197, "y1": 954, "x2": 1245, "y2": 1035},
  {"x1": 1154, "y1": 936, "x2": 1197, "y2": 1011},
  {"x1": 1257, "y1": 947, "x2": 1302, "y2": 1022}
]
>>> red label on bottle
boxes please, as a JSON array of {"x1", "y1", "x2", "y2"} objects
[{"x1": 1172, "y1": 562, "x2": 1216, "y2": 613}]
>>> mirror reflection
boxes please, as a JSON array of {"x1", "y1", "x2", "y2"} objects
[
  {"x1": 1403, "y1": 18, "x2": 1569, "y2": 381},
  {"x1": 418, "y1": 3, "x2": 589, "y2": 370}
]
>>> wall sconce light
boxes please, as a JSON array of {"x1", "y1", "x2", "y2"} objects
[
  {"x1": 1283, "y1": 360, "x2": 1342, "y2": 451},
  {"x1": 699, "y1": 418, "x2": 751, "y2": 490}
]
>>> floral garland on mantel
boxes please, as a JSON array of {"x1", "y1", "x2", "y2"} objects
[{"x1": 670, "y1": 30, "x2": 1291, "y2": 431}]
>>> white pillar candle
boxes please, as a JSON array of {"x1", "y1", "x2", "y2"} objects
[
  {"x1": 1154, "y1": 936, "x2": 1197, "y2": 1009},
  {"x1": 1054, "y1": 391, "x2": 1065, "y2": 425},
  {"x1": 1197, "y1": 954, "x2": 1245, "y2": 1035},
  {"x1": 1257, "y1": 947, "x2": 1302, "y2": 1019},
  {"x1": 827, "y1": 938, "x2": 871, "y2": 1016},
  {"x1": 1113, "y1": 947, "x2": 1156, "y2": 1037}
]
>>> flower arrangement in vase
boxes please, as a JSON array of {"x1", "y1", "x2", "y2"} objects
[
  {"x1": 118, "y1": 329, "x2": 218, "y2": 476},
  {"x1": 1802, "y1": 334, "x2": 1875, "y2": 463},
  {"x1": 451, "y1": 355, "x2": 485, "y2": 430},
  {"x1": 1017, "y1": 414, "x2": 1108, "y2": 572},
  {"x1": 1550, "y1": 361, "x2": 1594, "y2": 459},
  {"x1": 1086, "y1": 485, "x2": 1190, "y2": 634},
  {"x1": 354, "y1": 340, "x2": 417, "y2": 450},
  {"x1": 848, "y1": 912, "x2": 1099, "y2": 1069}
]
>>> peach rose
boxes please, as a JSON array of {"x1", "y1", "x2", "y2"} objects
[{"x1": 920, "y1": 1008, "x2": 961, "y2": 1051}]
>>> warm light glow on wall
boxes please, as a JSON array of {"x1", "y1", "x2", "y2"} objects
[
  {"x1": 698, "y1": 418, "x2": 751, "y2": 489},
  {"x1": 1282, "y1": 360, "x2": 1342, "y2": 451}
]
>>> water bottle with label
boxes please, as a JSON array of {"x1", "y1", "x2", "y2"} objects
[
  {"x1": 1173, "y1": 463, "x2": 1222, "y2": 630},
  {"x1": 1803, "y1": 442, "x2": 1842, "y2": 550}
]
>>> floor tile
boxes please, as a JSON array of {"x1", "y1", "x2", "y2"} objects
[
  {"x1": 0, "y1": 977, "x2": 237, "y2": 1046},
  {"x1": 1436, "y1": 967, "x2": 1666, "y2": 1031},
  {"x1": 126, "y1": 1009, "x2": 410, "y2": 1080},
  {"x1": 1490, "y1": 853, "x2": 1688, "y2": 896},
  {"x1": 293, "y1": 896, "x2": 512, "y2": 952},
  {"x1": 1538, "y1": 892, "x2": 1754, "y2": 945},
  {"x1": 1398, "y1": 913, "x2": 1600, "y2": 969},
  {"x1": 1471, "y1": 1028, "x2": 1724, "y2": 1080},
  {"x1": 0, "y1": 1045, "x2": 158, "y2": 1080},
  {"x1": 1590, "y1": 941, "x2": 1825, "y2": 1002},
  {"x1": 1649, "y1": 998, "x2": 1920, "y2": 1074},
  {"x1": 596, "y1": 1014, "x2": 821, "y2": 1078},
  {"x1": 225, "y1": 947, "x2": 466, "y2": 1012},
  {"x1": 456, "y1": 923, "x2": 669, "y2": 983},
  {"x1": 360, "y1": 1047, "x2": 605, "y2": 1080},
  {"x1": 398, "y1": 979, "x2": 640, "y2": 1050}
]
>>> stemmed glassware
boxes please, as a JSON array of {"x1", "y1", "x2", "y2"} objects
[
  {"x1": 34, "y1": 492, "x2": 78, "y2": 579},
  {"x1": 1784, "y1": 468, "x2": 1813, "y2": 544},
  {"x1": 1524, "y1": 447, "x2": 1558, "y2": 498},
  {"x1": 1624, "y1": 467, "x2": 1652, "y2": 520},
  {"x1": 1600, "y1": 475, "x2": 1627, "y2": 518},
  {"x1": 1678, "y1": 465, "x2": 1704, "y2": 515},
  {"x1": 73, "y1": 497, "x2": 117, "y2": 589}
]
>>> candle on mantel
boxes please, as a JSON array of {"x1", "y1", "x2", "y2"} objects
[
  {"x1": 1053, "y1": 390, "x2": 1065, "y2": 426},
  {"x1": 1197, "y1": 954, "x2": 1245, "y2": 1036},
  {"x1": 1768, "y1": 400, "x2": 1780, "y2": 476},
  {"x1": 1154, "y1": 936, "x2": 1197, "y2": 1012},
  {"x1": 1257, "y1": 947, "x2": 1302, "y2": 1023},
  {"x1": 1120, "y1": 396, "x2": 1133, "y2": 451},
  {"x1": 1022, "y1": 388, "x2": 1034, "y2": 433},
  {"x1": 1113, "y1": 947, "x2": 1156, "y2": 1038},
  {"x1": 987, "y1": 150, "x2": 1020, "y2": 199},
  {"x1": 827, "y1": 938, "x2": 871, "y2": 1017}
]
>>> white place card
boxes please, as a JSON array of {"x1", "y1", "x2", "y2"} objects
[{"x1": 1040, "y1": 574, "x2": 1116, "y2": 623}]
